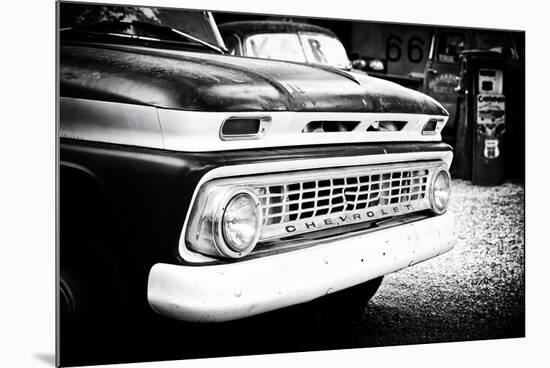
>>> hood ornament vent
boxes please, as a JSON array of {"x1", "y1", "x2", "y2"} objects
[
  {"x1": 302, "y1": 120, "x2": 407, "y2": 133},
  {"x1": 220, "y1": 116, "x2": 271, "y2": 141},
  {"x1": 366, "y1": 121, "x2": 407, "y2": 132},
  {"x1": 302, "y1": 121, "x2": 360, "y2": 133}
]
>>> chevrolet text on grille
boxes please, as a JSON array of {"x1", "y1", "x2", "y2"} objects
[{"x1": 283, "y1": 203, "x2": 416, "y2": 234}]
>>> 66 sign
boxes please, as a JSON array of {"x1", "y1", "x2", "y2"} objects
[{"x1": 386, "y1": 35, "x2": 426, "y2": 63}]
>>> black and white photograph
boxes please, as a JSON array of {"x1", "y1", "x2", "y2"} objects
[
  {"x1": 7, "y1": 0, "x2": 550, "y2": 367},
  {"x1": 53, "y1": 1, "x2": 528, "y2": 366}
]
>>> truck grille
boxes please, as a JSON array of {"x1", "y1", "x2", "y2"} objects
[
  {"x1": 183, "y1": 159, "x2": 448, "y2": 259},
  {"x1": 250, "y1": 162, "x2": 440, "y2": 241},
  {"x1": 257, "y1": 168, "x2": 429, "y2": 225}
]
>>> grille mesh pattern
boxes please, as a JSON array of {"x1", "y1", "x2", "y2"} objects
[{"x1": 256, "y1": 168, "x2": 429, "y2": 226}]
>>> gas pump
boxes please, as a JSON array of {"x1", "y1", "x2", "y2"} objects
[{"x1": 454, "y1": 51, "x2": 506, "y2": 185}]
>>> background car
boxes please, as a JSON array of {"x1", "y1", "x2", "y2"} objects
[{"x1": 219, "y1": 21, "x2": 354, "y2": 70}]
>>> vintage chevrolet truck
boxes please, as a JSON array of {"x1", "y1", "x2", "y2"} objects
[{"x1": 58, "y1": 3, "x2": 455, "y2": 356}]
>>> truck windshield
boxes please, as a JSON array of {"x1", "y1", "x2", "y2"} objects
[
  {"x1": 59, "y1": 2, "x2": 225, "y2": 50},
  {"x1": 244, "y1": 32, "x2": 351, "y2": 70}
]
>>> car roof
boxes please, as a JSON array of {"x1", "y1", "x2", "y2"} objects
[{"x1": 218, "y1": 20, "x2": 338, "y2": 38}]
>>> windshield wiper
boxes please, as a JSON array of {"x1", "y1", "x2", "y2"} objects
[
  {"x1": 169, "y1": 27, "x2": 226, "y2": 54},
  {"x1": 61, "y1": 21, "x2": 226, "y2": 54}
]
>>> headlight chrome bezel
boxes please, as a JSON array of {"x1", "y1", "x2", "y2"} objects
[
  {"x1": 429, "y1": 167, "x2": 451, "y2": 214},
  {"x1": 213, "y1": 188, "x2": 263, "y2": 258}
]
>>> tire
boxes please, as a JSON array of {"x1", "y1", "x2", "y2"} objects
[
  {"x1": 59, "y1": 261, "x2": 126, "y2": 365},
  {"x1": 59, "y1": 221, "x2": 126, "y2": 366}
]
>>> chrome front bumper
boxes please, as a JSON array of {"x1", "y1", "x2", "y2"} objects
[{"x1": 147, "y1": 212, "x2": 455, "y2": 322}]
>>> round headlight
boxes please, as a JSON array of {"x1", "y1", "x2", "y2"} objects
[
  {"x1": 218, "y1": 191, "x2": 262, "y2": 257},
  {"x1": 430, "y1": 169, "x2": 451, "y2": 214}
]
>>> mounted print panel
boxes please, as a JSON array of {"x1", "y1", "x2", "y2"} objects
[{"x1": 57, "y1": 1, "x2": 524, "y2": 366}]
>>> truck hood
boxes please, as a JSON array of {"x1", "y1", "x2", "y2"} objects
[{"x1": 60, "y1": 43, "x2": 447, "y2": 115}]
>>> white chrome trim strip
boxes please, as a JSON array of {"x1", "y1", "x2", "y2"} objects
[
  {"x1": 149, "y1": 212, "x2": 456, "y2": 322},
  {"x1": 178, "y1": 150, "x2": 453, "y2": 263},
  {"x1": 59, "y1": 97, "x2": 164, "y2": 149},
  {"x1": 60, "y1": 97, "x2": 448, "y2": 152},
  {"x1": 160, "y1": 109, "x2": 448, "y2": 152}
]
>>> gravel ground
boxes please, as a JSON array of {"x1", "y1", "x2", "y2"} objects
[
  {"x1": 350, "y1": 179, "x2": 525, "y2": 347},
  {"x1": 100, "y1": 180, "x2": 526, "y2": 365}
]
